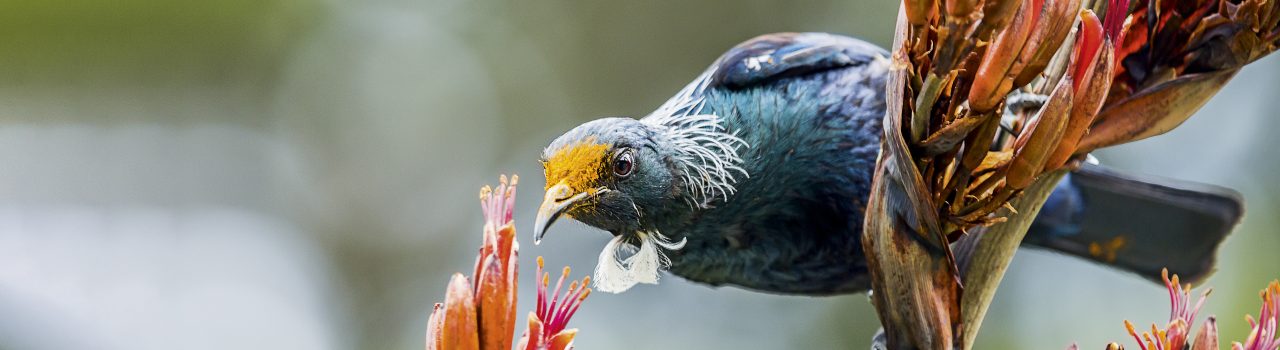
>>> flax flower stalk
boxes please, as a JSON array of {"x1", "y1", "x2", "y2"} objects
[{"x1": 866, "y1": 0, "x2": 1279, "y2": 347}]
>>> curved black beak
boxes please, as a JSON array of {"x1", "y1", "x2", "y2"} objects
[{"x1": 533, "y1": 181, "x2": 589, "y2": 245}]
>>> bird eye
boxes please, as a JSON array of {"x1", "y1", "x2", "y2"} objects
[{"x1": 613, "y1": 150, "x2": 635, "y2": 177}]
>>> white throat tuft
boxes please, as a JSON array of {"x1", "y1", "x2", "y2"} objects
[
  {"x1": 592, "y1": 231, "x2": 686, "y2": 293},
  {"x1": 597, "y1": 68, "x2": 746, "y2": 293}
]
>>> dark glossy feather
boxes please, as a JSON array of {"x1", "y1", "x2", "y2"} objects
[{"x1": 655, "y1": 33, "x2": 1242, "y2": 295}]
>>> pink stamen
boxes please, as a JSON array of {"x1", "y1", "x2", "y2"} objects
[
  {"x1": 553, "y1": 277, "x2": 590, "y2": 330},
  {"x1": 1127, "y1": 320, "x2": 1149, "y2": 350},
  {"x1": 1242, "y1": 282, "x2": 1280, "y2": 350},
  {"x1": 506, "y1": 178, "x2": 517, "y2": 223},
  {"x1": 1191, "y1": 288, "x2": 1213, "y2": 324},
  {"x1": 548, "y1": 281, "x2": 578, "y2": 332},
  {"x1": 544, "y1": 267, "x2": 569, "y2": 327},
  {"x1": 530, "y1": 258, "x2": 591, "y2": 342}
]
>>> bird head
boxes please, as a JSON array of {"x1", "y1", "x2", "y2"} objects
[
  {"x1": 535, "y1": 107, "x2": 747, "y2": 292},
  {"x1": 534, "y1": 117, "x2": 676, "y2": 243}
]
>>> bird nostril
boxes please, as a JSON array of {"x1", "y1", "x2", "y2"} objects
[{"x1": 546, "y1": 183, "x2": 574, "y2": 203}]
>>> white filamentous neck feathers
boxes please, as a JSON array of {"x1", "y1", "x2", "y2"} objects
[
  {"x1": 641, "y1": 68, "x2": 749, "y2": 208},
  {"x1": 593, "y1": 68, "x2": 746, "y2": 293}
]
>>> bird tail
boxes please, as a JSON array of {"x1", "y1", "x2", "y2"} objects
[{"x1": 1023, "y1": 163, "x2": 1244, "y2": 285}]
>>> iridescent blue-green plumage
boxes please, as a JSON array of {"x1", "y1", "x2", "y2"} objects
[
  {"x1": 659, "y1": 33, "x2": 889, "y2": 294},
  {"x1": 541, "y1": 32, "x2": 1243, "y2": 295}
]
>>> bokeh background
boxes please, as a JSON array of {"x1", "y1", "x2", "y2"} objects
[{"x1": 0, "y1": 0, "x2": 1277, "y2": 349}]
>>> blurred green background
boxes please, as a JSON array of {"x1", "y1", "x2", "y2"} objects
[{"x1": 0, "y1": 0, "x2": 1276, "y2": 349}]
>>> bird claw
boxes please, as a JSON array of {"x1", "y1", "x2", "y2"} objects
[
  {"x1": 999, "y1": 91, "x2": 1050, "y2": 137},
  {"x1": 870, "y1": 328, "x2": 888, "y2": 350}
]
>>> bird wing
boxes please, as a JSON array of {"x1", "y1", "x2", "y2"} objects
[
  {"x1": 646, "y1": 32, "x2": 889, "y2": 120},
  {"x1": 709, "y1": 32, "x2": 889, "y2": 89}
]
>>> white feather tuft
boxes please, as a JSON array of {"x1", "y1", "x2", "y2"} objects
[
  {"x1": 592, "y1": 231, "x2": 687, "y2": 293},
  {"x1": 595, "y1": 67, "x2": 740, "y2": 293},
  {"x1": 641, "y1": 67, "x2": 749, "y2": 207}
]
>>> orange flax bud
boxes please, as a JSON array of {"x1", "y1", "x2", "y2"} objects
[
  {"x1": 970, "y1": 0, "x2": 1043, "y2": 111},
  {"x1": 1045, "y1": 39, "x2": 1116, "y2": 170},
  {"x1": 426, "y1": 303, "x2": 445, "y2": 350},
  {"x1": 496, "y1": 225, "x2": 517, "y2": 274},
  {"x1": 503, "y1": 247, "x2": 519, "y2": 349},
  {"x1": 443, "y1": 274, "x2": 480, "y2": 350},
  {"x1": 547, "y1": 329, "x2": 579, "y2": 350},
  {"x1": 516, "y1": 312, "x2": 544, "y2": 350},
  {"x1": 1006, "y1": 76, "x2": 1072, "y2": 189},
  {"x1": 500, "y1": 223, "x2": 519, "y2": 332},
  {"x1": 477, "y1": 254, "x2": 513, "y2": 350},
  {"x1": 1072, "y1": 10, "x2": 1104, "y2": 94},
  {"x1": 1011, "y1": 0, "x2": 1081, "y2": 88}
]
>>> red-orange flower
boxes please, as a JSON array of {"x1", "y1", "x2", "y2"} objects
[
  {"x1": 1123, "y1": 269, "x2": 1216, "y2": 350},
  {"x1": 426, "y1": 175, "x2": 591, "y2": 350},
  {"x1": 1233, "y1": 281, "x2": 1279, "y2": 350},
  {"x1": 1090, "y1": 270, "x2": 1280, "y2": 350},
  {"x1": 516, "y1": 258, "x2": 591, "y2": 350}
]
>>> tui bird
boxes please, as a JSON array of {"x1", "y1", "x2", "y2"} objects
[{"x1": 533, "y1": 32, "x2": 1244, "y2": 295}]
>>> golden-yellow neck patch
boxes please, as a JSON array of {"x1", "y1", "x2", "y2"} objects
[{"x1": 543, "y1": 138, "x2": 610, "y2": 194}]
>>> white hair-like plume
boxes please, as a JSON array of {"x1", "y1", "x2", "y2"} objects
[
  {"x1": 641, "y1": 67, "x2": 749, "y2": 208},
  {"x1": 592, "y1": 68, "x2": 747, "y2": 293},
  {"x1": 593, "y1": 230, "x2": 686, "y2": 293}
]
